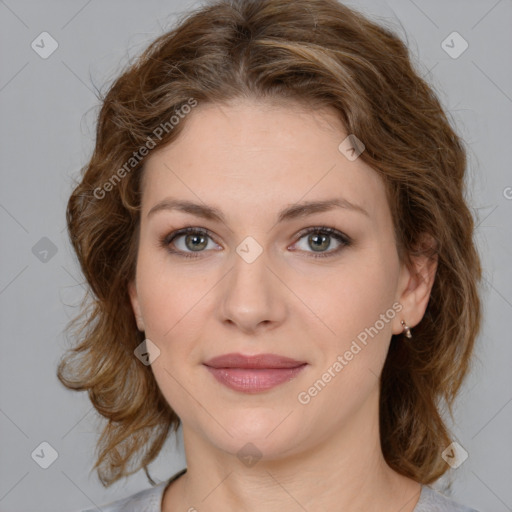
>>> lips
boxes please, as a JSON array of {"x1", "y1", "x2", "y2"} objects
[
  {"x1": 203, "y1": 353, "x2": 307, "y2": 393},
  {"x1": 203, "y1": 352, "x2": 306, "y2": 369}
]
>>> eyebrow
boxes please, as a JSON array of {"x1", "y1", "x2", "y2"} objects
[{"x1": 147, "y1": 197, "x2": 369, "y2": 223}]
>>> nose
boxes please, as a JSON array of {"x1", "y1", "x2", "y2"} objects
[{"x1": 218, "y1": 245, "x2": 287, "y2": 335}]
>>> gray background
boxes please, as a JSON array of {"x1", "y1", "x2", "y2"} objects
[{"x1": 0, "y1": 0, "x2": 510, "y2": 511}]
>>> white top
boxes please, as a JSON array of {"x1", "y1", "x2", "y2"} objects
[{"x1": 78, "y1": 468, "x2": 480, "y2": 512}]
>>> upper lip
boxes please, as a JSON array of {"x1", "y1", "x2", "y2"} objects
[{"x1": 203, "y1": 353, "x2": 307, "y2": 369}]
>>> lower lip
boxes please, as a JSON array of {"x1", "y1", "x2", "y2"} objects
[{"x1": 204, "y1": 365, "x2": 307, "y2": 393}]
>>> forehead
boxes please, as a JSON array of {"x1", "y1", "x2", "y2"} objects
[{"x1": 140, "y1": 99, "x2": 388, "y2": 223}]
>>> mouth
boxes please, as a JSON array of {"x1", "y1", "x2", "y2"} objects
[{"x1": 203, "y1": 353, "x2": 308, "y2": 393}]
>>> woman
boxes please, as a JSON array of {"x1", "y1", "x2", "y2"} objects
[{"x1": 58, "y1": 0, "x2": 482, "y2": 511}]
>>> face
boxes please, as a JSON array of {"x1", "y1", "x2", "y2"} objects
[{"x1": 128, "y1": 98, "x2": 430, "y2": 461}]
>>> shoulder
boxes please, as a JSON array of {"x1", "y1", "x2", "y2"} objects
[
  {"x1": 78, "y1": 481, "x2": 167, "y2": 512},
  {"x1": 413, "y1": 485, "x2": 480, "y2": 512},
  {"x1": 77, "y1": 468, "x2": 187, "y2": 512}
]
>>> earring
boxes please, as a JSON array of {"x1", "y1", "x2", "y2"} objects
[{"x1": 401, "y1": 320, "x2": 412, "y2": 339}]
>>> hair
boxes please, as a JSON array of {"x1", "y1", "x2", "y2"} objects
[{"x1": 57, "y1": 0, "x2": 482, "y2": 488}]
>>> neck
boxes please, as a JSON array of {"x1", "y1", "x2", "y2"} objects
[{"x1": 163, "y1": 387, "x2": 421, "y2": 512}]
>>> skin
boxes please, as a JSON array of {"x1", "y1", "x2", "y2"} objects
[{"x1": 128, "y1": 98, "x2": 437, "y2": 512}]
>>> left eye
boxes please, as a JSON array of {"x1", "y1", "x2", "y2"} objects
[{"x1": 291, "y1": 227, "x2": 351, "y2": 258}]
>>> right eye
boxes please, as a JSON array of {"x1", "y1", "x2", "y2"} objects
[{"x1": 160, "y1": 227, "x2": 220, "y2": 259}]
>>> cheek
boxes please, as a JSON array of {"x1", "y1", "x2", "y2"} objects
[
  {"x1": 296, "y1": 264, "x2": 398, "y2": 418},
  {"x1": 135, "y1": 247, "x2": 200, "y2": 334},
  {"x1": 134, "y1": 249, "x2": 213, "y2": 383},
  {"x1": 315, "y1": 246, "x2": 399, "y2": 363},
  {"x1": 137, "y1": 263, "x2": 205, "y2": 421}
]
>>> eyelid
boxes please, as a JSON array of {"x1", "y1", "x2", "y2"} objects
[
  {"x1": 293, "y1": 225, "x2": 351, "y2": 244},
  {"x1": 163, "y1": 226, "x2": 217, "y2": 245}
]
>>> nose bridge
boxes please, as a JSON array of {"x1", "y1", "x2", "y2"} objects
[{"x1": 219, "y1": 239, "x2": 285, "y2": 331}]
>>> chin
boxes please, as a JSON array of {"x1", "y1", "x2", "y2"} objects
[{"x1": 208, "y1": 415, "x2": 304, "y2": 460}]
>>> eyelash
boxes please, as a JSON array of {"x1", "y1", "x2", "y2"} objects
[{"x1": 160, "y1": 226, "x2": 352, "y2": 260}]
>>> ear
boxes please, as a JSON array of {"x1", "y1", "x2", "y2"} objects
[
  {"x1": 128, "y1": 279, "x2": 145, "y2": 332},
  {"x1": 392, "y1": 233, "x2": 438, "y2": 336}
]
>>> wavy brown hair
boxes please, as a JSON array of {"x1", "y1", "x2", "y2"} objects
[{"x1": 57, "y1": 0, "x2": 482, "y2": 488}]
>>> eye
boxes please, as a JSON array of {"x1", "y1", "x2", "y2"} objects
[
  {"x1": 291, "y1": 226, "x2": 352, "y2": 258},
  {"x1": 160, "y1": 226, "x2": 352, "y2": 259},
  {"x1": 160, "y1": 227, "x2": 219, "y2": 259}
]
